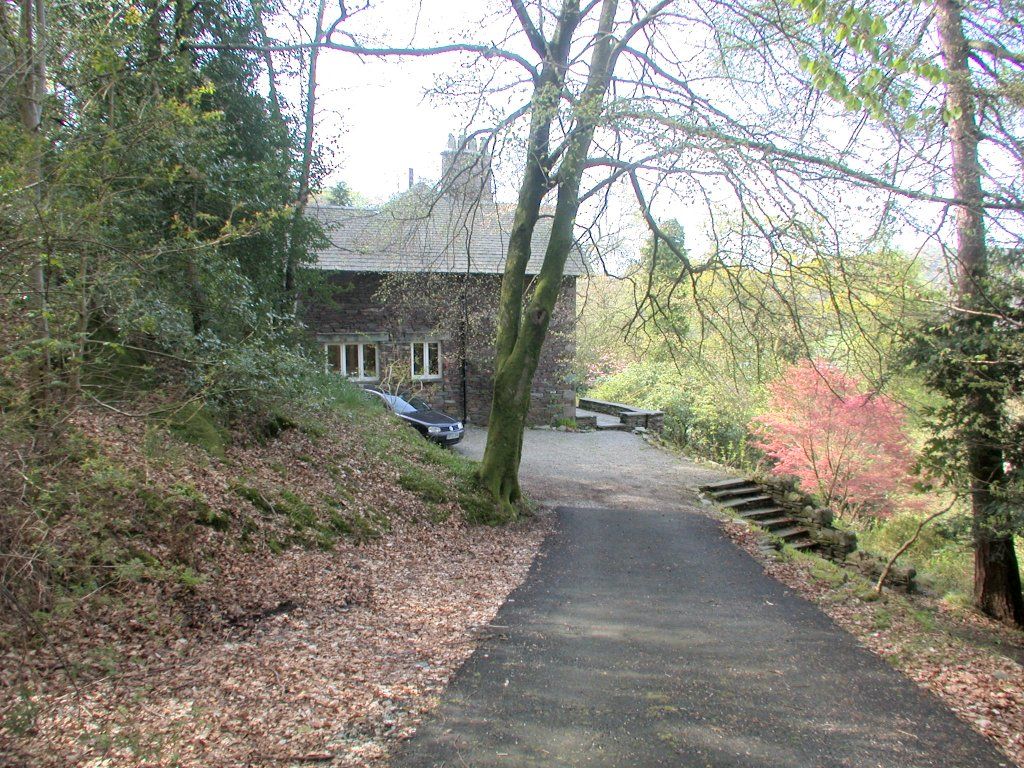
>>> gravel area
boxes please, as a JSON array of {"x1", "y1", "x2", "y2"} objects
[{"x1": 456, "y1": 426, "x2": 732, "y2": 509}]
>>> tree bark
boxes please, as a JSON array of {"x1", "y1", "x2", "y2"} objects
[
  {"x1": 935, "y1": 0, "x2": 1024, "y2": 626},
  {"x1": 18, "y1": 0, "x2": 51, "y2": 397},
  {"x1": 284, "y1": 0, "x2": 326, "y2": 305},
  {"x1": 479, "y1": 0, "x2": 620, "y2": 517}
]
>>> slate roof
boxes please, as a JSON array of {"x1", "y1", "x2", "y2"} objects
[{"x1": 308, "y1": 191, "x2": 587, "y2": 276}]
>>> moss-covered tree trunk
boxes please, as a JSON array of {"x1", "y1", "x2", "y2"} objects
[
  {"x1": 479, "y1": 0, "x2": 620, "y2": 518},
  {"x1": 970, "y1": 424, "x2": 1023, "y2": 625},
  {"x1": 935, "y1": 0, "x2": 1024, "y2": 626}
]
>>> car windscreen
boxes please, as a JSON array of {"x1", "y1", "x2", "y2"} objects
[
  {"x1": 405, "y1": 396, "x2": 431, "y2": 411},
  {"x1": 379, "y1": 392, "x2": 432, "y2": 414},
  {"x1": 379, "y1": 394, "x2": 412, "y2": 414}
]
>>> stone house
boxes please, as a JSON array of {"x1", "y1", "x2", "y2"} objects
[{"x1": 304, "y1": 139, "x2": 585, "y2": 425}]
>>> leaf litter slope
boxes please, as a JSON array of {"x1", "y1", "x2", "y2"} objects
[{"x1": 0, "y1": 408, "x2": 547, "y2": 767}]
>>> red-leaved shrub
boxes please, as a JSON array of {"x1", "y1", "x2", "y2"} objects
[{"x1": 751, "y1": 359, "x2": 914, "y2": 517}]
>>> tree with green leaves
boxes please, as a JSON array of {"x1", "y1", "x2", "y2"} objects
[
  {"x1": 779, "y1": 0, "x2": 1024, "y2": 626},
  {"x1": 324, "y1": 181, "x2": 353, "y2": 206},
  {"x1": 0, "y1": 0, "x2": 324, "y2": 417},
  {"x1": 218, "y1": 0, "x2": 1023, "y2": 605}
]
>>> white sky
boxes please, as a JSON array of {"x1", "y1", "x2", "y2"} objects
[
  {"x1": 314, "y1": 1, "x2": 508, "y2": 202},
  {"x1": 316, "y1": 57, "x2": 459, "y2": 201}
]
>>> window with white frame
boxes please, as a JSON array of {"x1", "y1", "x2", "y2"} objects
[
  {"x1": 325, "y1": 342, "x2": 379, "y2": 381},
  {"x1": 411, "y1": 341, "x2": 441, "y2": 380}
]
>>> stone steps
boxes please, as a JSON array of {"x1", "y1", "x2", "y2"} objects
[
  {"x1": 700, "y1": 479, "x2": 818, "y2": 552},
  {"x1": 737, "y1": 506, "x2": 787, "y2": 521},
  {"x1": 790, "y1": 539, "x2": 818, "y2": 551},
  {"x1": 756, "y1": 516, "x2": 796, "y2": 531},
  {"x1": 702, "y1": 478, "x2": 752, "y2": 492},
  {"x1": 718, "y1": 494, "x2": 773, "y2": 509},
  {"x1": 595, "y1": 421, "x2": 631, "y2": 432},
  {"x1": 712, "y1": 486, "x2": 766, "y2": 501},
  {"x1": 772, "y1": 525, "x2": 812, "y2": 541}
]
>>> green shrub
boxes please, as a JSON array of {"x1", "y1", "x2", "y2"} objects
[
  {"x1": 591, "y1": 361, "x2": 761, "y2": 467},
  {"x1": 193, "y1": 339, "x2": 376, "y2": 431},
  {"x1": 160, "y1": 401, "x2": 227, "y2": 458},
  {"x1": 857, "y1": 512, "x2": 974, "y2": 597}
]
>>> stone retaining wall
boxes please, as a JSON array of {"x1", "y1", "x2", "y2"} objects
[
  {"x1": 757, "y1": 475, "x2": 916, "y2": 592},
  {"x1": 577, "y1": 397, "x2": 665, "y2": 432}
]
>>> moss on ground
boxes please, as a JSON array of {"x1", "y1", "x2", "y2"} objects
[
  {"x1": 398, "y1": 464, "x2": 450, "y2": 503},
  {"x1": 160, "y1": 402, "x2": 228, "y2": 458},
  {"x1": 354, "y1": 408, "x2": 508, "y2": 525}
]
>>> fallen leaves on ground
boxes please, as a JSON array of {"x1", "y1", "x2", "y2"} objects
[
  {"x1": 723, "y1": 519, "x2": 1024, "y2": 768},
  {"x1": 0, "y1": 409, "x2": 549, "y2": 767}
]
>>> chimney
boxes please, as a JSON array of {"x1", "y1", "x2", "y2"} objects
[
  {"x1": 439, "y1": 134, "x2": 494, "y2": 202},
  {"x1": 408, "y1": 168, "x2": 414, "y2": 189}
]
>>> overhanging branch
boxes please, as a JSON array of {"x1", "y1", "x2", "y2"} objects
[{"x1": 616, "y1": 109, "x2": 1024, "y2": 212}]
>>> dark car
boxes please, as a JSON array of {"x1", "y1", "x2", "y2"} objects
[{"x1": 364, "y1": 387, "x2": 464, "y2": 446}]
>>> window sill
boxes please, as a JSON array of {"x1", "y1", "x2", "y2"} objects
[{"x1": 411, "y1": 375, "x2": 443, "y2": 382}]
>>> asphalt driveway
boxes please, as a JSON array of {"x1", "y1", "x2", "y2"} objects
[{"x1": 390, "y1": 428, "x2": 1008, "y2": 767}]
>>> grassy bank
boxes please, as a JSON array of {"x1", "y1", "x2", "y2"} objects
[
  {"x1": 854, "y1": 511, "x2": 1024, "y2": 605},
  {"x1": 0, "y1": 380, "x2": 536, "y2": 766}
]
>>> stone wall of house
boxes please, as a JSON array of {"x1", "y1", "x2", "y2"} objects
[{"x1": 303, "y1": 271, "x2": 576, "y2": 426}]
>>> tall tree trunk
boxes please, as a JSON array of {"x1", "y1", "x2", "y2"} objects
[
  {"x1": 18, "y1": 0, "x2": 50, "y2": 398},
  {"x1": 251, "y1": 0, "x2": 285, "y2": 125},
  {"x1": 935, "y1": 0, "x2": 1024, "y2": 626},
  {"x1": 171, "y1": 0, "x2": 208, "y2": 336},
  {"x1": 284, "y1": 0, "x2": 327, "y2": 306},
  {"x1": 479, "y1": 0, "x2": 619, "y2": 517}
]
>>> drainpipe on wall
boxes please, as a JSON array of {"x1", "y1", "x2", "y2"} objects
[{"x1": 461, "y1": 265, "x2": 469, "y2": 424}]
